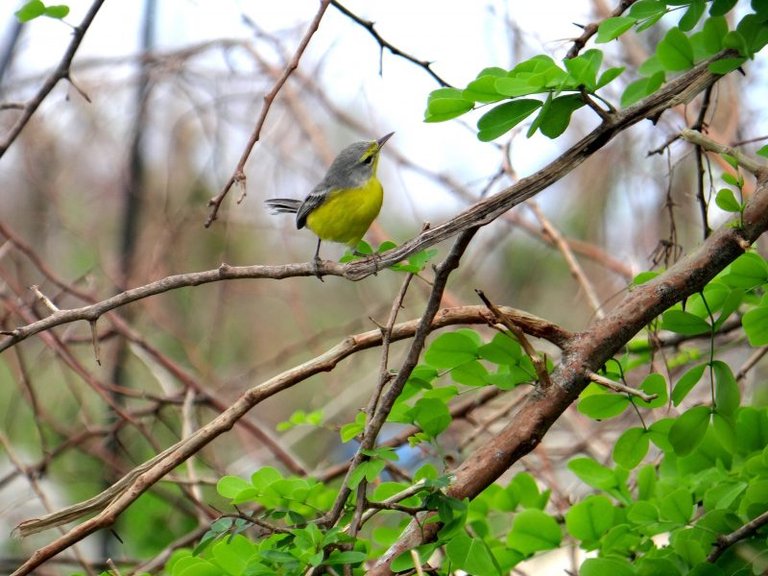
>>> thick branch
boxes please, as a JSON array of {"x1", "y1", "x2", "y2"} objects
[{"x1": 369, "y1": 167, "x2": 768, "y2": 574}]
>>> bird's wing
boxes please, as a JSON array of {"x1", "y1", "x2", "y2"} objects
[{"x1": 296, "y1": 185, "x2": 332, "y2": 229}]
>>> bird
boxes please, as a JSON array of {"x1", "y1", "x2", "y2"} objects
[{"x1": 265, "y1": 132, "x2": 394, "y2": 278}]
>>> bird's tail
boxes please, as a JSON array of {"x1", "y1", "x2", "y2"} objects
[{"x1": 265, "y1": 198, "x2": 302, "y2": 214}]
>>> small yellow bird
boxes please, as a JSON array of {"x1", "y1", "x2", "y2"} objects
[{"x1": 265, "y1": 132, "x2": 393, "y2": 276}]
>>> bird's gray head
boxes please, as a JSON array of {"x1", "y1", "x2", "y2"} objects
[{"x1": 321, "y1": 132, "x2": 393, "y2": 189}]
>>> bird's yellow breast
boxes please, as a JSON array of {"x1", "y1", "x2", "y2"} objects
[{"x1": 305, "y1": 178, "x2": 383, "y2": 247}]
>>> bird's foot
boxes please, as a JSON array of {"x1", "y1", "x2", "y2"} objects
[{"x1": 313, "y1": 255, "x2": 325, "y2": 282}]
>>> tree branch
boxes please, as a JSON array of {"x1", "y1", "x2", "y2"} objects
[
  {"x1": 0, "y1": 0, "x2": 107, "y2": 158},
  {"x1": 329, "y1": 0, "x2": 451, "y2": 87},
  {"x1": 368, "y1": 165, "x2": 768, "y2": 574}
]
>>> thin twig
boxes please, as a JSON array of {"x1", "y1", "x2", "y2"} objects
[
  {"x1": 707, "y1": 509, "x2": 768, "y2": 562},
  {"x1": 692, "y1": 85, "x2": 715, "y2": 238},
  {"x1": 528, "y1": 201, "x2": 605, "y2": 319},
  {"x1": 565, "y1": 0, "x2": 639, "y2": 59},
  {"x1": 205, "y1": 0, "x2": 332, "y2": 227},
  {"x1": 588, "y1": 371, "x2": 657, "y2": 402},
  {"x1": 476, "y1": 289, "x2": 553, "y2": 388},
  {"x1": 322, "y1": 228, "x2": 479, "y2": 529},
  {"x1": 329, "y1": 0, "x2": 450, "y2": 87},
  {"x1": 681, "y1": 128, "x2": 766, "y2": 176}
]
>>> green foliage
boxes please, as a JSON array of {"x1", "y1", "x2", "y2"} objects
[
  {"x1": 425, "y1": 1, "x2": 766, "y2": 139},
  {"x1": 14, "y1": 0, "x2": 69, "y2": 21}
]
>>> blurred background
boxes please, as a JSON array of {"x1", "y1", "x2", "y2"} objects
[{"x1": 0, "y1": 0, "x2": 766, "y2": 573}]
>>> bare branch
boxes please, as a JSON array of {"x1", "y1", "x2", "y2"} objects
[
  {"x1": 329, "y1": 0, "x2": 451, "y2": 87},
  {"x1": 681, "y1": 128, "x2": 766, "y2": 176},
  {"x1": 205, "y1": 0, "x2": 332, "y2": 227}
]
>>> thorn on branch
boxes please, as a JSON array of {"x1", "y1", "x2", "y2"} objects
[
  {"x1": 588, "y1": 371, "x2": 658, "y2": 402},
  {"x1": 475, "y1": 288, "x2": 553, "y2": 388}
]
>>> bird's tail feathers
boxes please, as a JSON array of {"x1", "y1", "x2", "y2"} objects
[{"x1": 265, "y1": 198, "x2": 302, "y2": 214}]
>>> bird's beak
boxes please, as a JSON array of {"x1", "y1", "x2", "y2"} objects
[{"x1": 377, "y1": 132, "x2": 395, "y2": 148}]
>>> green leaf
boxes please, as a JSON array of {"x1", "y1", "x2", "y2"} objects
[
  {"x1": 674, "y1": 361, "x2": 713, "y2": 401},
  {"x1": 710, "y1": 0, "x2": 737, "y2": 16},
  {"x1": 627, "y1": 500, "x2": 660, "y2": 526},
  {"x1": 578, "y1": 392, "x2": 630, "y2": 420},
  {"x1": 636, "y1": 373, "x2": 668, "y2": 409},
  {"x1": 659, "y1": 487, "x2": 694, "y2": 524},
  {"x1": 711, "y1": 410, "x2": 736, "y2": 451},
  {"x1": 613, "y1": 427, "x2": 650, "y2": 468},
  {"x1": 723, "y1": 30, "x2": 749, "y2": 57},
  {"x1": 648, "y1": 418, "x2": 674, "y2": 452},
  {"x1": 757, "y1": 144, "x2": 768, "y2": 158},
  {"x1": 507, "y1": 509, "x2": 562, "y2": 554},
  {"x1": 463, "y1": 75, "x2": 507, "y2": 103},
  {"x1": 424, "y1": 88, "x2": 474, "y2": 122},
  {"x1": 596, "y1": 17, "x2": 637, "y2": 43},
  {"x1": 637, "y1": 558, "x2": 684, "y2": 576},
  {"x1": 737, "y1": 13, "x2": 768, "y2": 56},
  {"x1": 43, "y1": 4, "x2": 69, "y2": 19},
  {"x1": 621, "y1": 70, "x2": 665, "y2": 107},
  {"x1": 564, "y1": 49, "x2": 602, "y2": 89},
  {"x1": 701, "y1": 17, "x2": 728, "y2": 54},
  {"x1": 411, "y1": 397, "x2": 452, "y2": 437},
  {"x1": 580, "y1": 557, "x2": 636, "y2": 576},
  {"x1": 340, "y1": 412, "x2": 365, "y2": 443},
  {"x1": 679, "y1": 0, "x2": 706, "y2": 31},
  {"x1": 636, "y1": 11, "x2": 666, "y2": 32},
  {"x1": 669, "y1": 406, "x2": 711, "y2": 456},
  {"x1": 494, "y1": 78, "x2": 539, "y2": 98},
  {"x1": 324, "y1": 550, "x2": 367, "y2": 565},
  {"x1": 451, "y1": 359, "x2": 489, "y2": 387},
  {"x1": 425, "y1": 331, "x2": 478, "y2": 368},
  {"x1": 715, "y1": 188, "x2": 742, "y2": 212},
  {"x1": 721, "y1": 170, "x2": 740, "y2": 186},
  {"x1": 637, "y1": 465, "x2": 657, "y2": 500},
  {"x1": 565, "y1": 495, "x2": 615, "y2": 543},
  {"x1": 445, "y1": 533, "x2": 501, "y2": 576},
  {"x1": 478, "y1": 333, "x2": 522, "y2": 365},
  {"x1": 629, "y1": 1, "x2": 667, "y2": 19},
  {"x1": 390, "y1": 543, "x2": 438, "y2": 572},
  {"x1": 596, "y1": 66, "x2": 625, "y2": 89},
  {"x1": 712, "y1": 360, "x2": 740, "y2": 415},
  {"x1": 743, "y1": 305, "x2": 768, "y2": 346},
  {"x1": 568, "y1": 457, "x2": 618, "y2": 491},
  {"x1": 477, "y1": 99, "x2": 542, "y2": 141},
  {"x1": 15, "y1": 0, "x2": 45, "y2": 21},
  {"x1": 722, "y1": 252, "x2": 768, "y2": 288},
  {"x1": 538, "y1": 94, "x2": 585, "y2": 139},
  {"x1": 217, "y1": 475, "x2": 251, "y2": 499},
  {"x1": 657, "y1": 27, "x2": 694, "y2": 71},
  {"x1": 662, "y1": 309, "x2": 711, "y2": 335},
  {"x1": 509, "y1": 471, "x2": 547, "y2": 509},
  {"x1": 703, "y1": 481, "x2": 747, "y2": 511}
]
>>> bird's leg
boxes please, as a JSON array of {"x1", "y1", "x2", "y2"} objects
[{"x1": 313, "y1": 238, "x2": 324, "y2": 281}]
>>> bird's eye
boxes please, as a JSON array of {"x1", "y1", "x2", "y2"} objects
[{"x1": 361, "y1": 155, "x2": 374, "y2": 165}]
